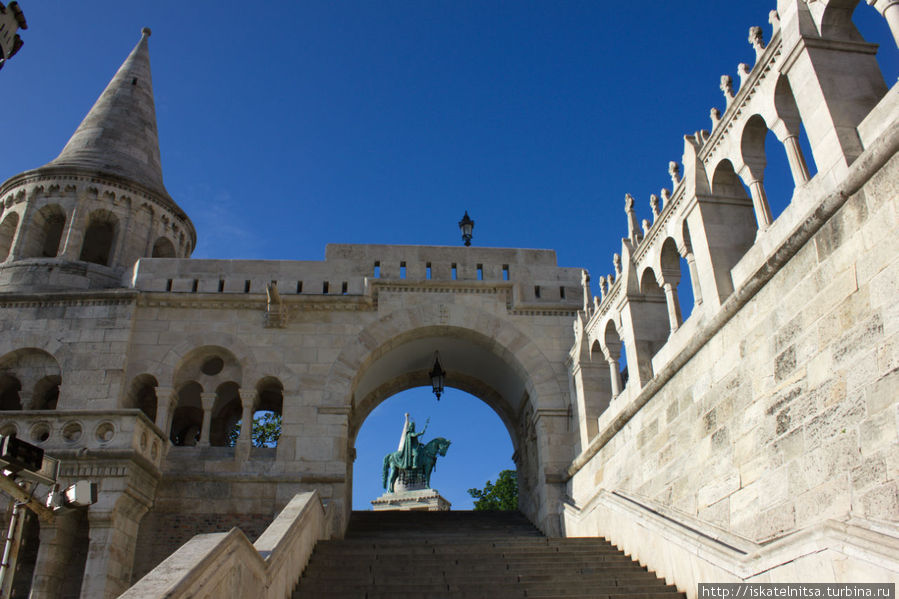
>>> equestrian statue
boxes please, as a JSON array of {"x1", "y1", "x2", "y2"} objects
[{"x1": 382, "y1": 413, "x2": 451, "y2": 493}]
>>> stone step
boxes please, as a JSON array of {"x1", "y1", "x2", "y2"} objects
[
  {"x1": 299, "y1": 583, "x2": 684, "y2": 599},
  {"x1": 309, "y1": 546, "x2": 625, "y2": 559},
  {"x1": 301, "y1": 581, "x2": 677, "y2": 597},
  {"x1": 293, "y1": 511, "x2": 683, "y2": 599},
  {"x1": 304, "y1": 561, "x2": 645, "y2": 575},
  {"x1": 312, "y1": 540, "x2": 621, "y2": 552},
  {"x1": 302, "y1": 595, "x2": 682, "y2": 599},
  {"x1": 301, "y1": 575, "x2": 660, "y2": 589}
]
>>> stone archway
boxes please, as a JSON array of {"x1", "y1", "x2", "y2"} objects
[{"x1": 326, "y1": 302, "x2": 573, "y2": 535}]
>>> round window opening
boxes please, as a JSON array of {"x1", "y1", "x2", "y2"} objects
[{"x1": 201, "y1": 356, "x2": 224, "y2": 376}]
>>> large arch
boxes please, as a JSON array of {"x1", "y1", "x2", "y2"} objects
[{"x1": 326, "y1": 303, "x2": 572, "y2": 534}]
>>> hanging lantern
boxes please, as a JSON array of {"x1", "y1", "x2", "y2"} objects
[{"x1": 429, "y1": 352, "x2": 446, "y2": 400}]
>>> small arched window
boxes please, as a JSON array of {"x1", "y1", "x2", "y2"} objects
[
  {"x1": 151, "y1": 237, "x2": 176, "y2": 258},
  {"x1": 79, "y1": 211, "x2": 118, "y2": 266},
  {"x1": 0, "y1": 213, "x2": 20, "y2": 262},
  {"x1": 0, "y1": 374, "x2": 22, "y2": 410}
]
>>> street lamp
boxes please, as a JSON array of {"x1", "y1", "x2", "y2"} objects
[
  {"x1": 429, "y1": 352, "x2": 446, "y2": 400},
  {"x1": 458, "y1": 211, "x2": 474, "y2": 246}
]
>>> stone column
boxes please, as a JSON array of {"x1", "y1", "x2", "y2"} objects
[
  {"x1": 746, "y1": 178, "x2": 773, "y2": 229},
  {"x1": 198, "y1": 391, "x2": 216, "y2": 447},
  {"x1": 60, "y1": 199, "x2": 85, "y2": 261},
  {"x1": 238, "y1": 390, "x2": 256, "y2": 445},
  {"x1": 662, "y1": 282, "x2": 682, "y2": 334},
  {"x1": 142, "y1": 212, "x2": 156, "y2": 257},
  {"x1": 110, "y1": 205, "x2": 134, "y2": 269},
  {"x1": 28, "y1": 511, "x2": 83, "y2": 599},
  {"x1": 606, "y1": 354, "x2": 622, "y2": 397},
  {"x1": 780, "y1": 135, "x2": 811, "y2": 186},
  {"x1": 154, "y1": 386, "x2": 177, "y2": 438},
  {"x1": 869, "y1": 0, "x2": 899, "y2": 48},
  {"x1": 79, "y1": 496, "x2": 149, "y2": 599},
  {"x1": 18, "y1": 389, "x2": 35, "y2": 410},
  {"x1": 235, "y1": 389, "x2": 256, "y2": 460},
  {"x1": 685, "y1": 252, "x2": 703, "y2": 307},
  {"x1": 7, "y1": 201, "x2": 34, "y2": 261}
]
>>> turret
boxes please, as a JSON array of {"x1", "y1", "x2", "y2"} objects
[{"x1": 0, "y1": 28, "x2": 195, "y2": 292}]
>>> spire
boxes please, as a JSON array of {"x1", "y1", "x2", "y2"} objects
[{"x1": 45, "y1": 28, "x2": 171, "y2": 200}]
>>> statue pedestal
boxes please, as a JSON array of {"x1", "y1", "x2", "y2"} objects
[{"x1": 371, "y1": 488, "x2": 451, "y2": 511}]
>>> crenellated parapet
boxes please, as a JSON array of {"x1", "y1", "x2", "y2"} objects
[
  {"x1": 569, "y1": 0, "x2": 897, "y2": 451},
  {"x1": 128, "y1": 243, "x2": 584, "y2": 316}
]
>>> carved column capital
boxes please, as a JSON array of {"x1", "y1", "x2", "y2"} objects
[
  {"x1": 199, "y1": 391, "x2": 217, "y2": 410},
  {"x1": 238, "y1": 388, "x2": 257, "y2": 409}
]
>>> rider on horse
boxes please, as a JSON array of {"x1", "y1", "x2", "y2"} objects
[{"x1": 396, "y1": 412, "x2": 428, "y2": 470}]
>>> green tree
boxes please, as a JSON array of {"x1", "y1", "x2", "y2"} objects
[
  {"x1": 467, "y1": 469, "x2": 518, "y2": 511},
  {"x1": 228, "y1": 411, "x2": 281, "y2": 447}
]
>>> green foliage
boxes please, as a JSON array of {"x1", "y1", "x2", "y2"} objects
[
  {"x1": 467, "y1": 469, "x2": 518, "y2": 511},
  {"x1": 228, "y1": 411, "x2": 282, "y2": 447}
]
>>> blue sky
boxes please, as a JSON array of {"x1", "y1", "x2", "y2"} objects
[{"x1": 4, "y1": 2, "x2": 896, "y2": 509}]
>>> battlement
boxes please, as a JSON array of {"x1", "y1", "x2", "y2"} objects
[{"x1": 129, "y1": 243, "x2": 585, "y2": 308}]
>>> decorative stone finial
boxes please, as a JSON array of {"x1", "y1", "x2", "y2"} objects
[
  {"x1": 624, "y1": 194, "x2": 641, "y2": 244},
  {"x1": 650, "y1": 194, "x2": 660, "y2": 220},
  {"x1": 720, "y1": 75, "x2": 735, "y2": 105},
  {"x1": 748, "y1": 26, "x2": 765, "y2": 59},
  {"x1": 598, "y1": 276, "x2": 606, "y2": 300},
  {"x1": 769, "y1": 10, "x2": 780, "y2": 31},
  {"x1": 613, "y1": 254, "x2": 622, "y2": 278},
  {"x1": 668, "y1": 161, "x2": 681, "y2": 187},
  {"x1": 661, "y1": 188, "x2": 671, "y2": 203},
  {"x1": 710, "y1": 107, "x2": 722, "y2": 128},
  {"x1": 593, "y1": 295, "x2": 601, "y2": 310},
  {"x1": 581, "y1": 270, "x2": 591, "y2": 313},
  {"x1": 641, "y1": 219, "x2": 651, "y2": 237},
  {"x1": 737, "y1": 63, "x2": 751, "y2": 86},
  {"x1": 142, "y1": 27, "x2": 152, "y2": 37}
]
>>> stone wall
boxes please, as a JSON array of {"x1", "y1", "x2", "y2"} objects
[
  {"x1": 131, "y1": 511, "x2": 274, "y2": 583},
  {"x1": 563, "y1": 0, "x2": 899, "y2": 587},
  {"x1": 567, "y1": 145, "x2": 897, "y2": 537}
]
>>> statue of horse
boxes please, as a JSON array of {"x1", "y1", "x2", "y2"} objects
[{"x1": 382, "y1": 437, "x2": 451, "y2": 493}]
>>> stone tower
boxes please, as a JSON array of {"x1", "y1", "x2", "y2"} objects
[{"x1": 0, "y1": 28, "x2": 195, "y2": 292}]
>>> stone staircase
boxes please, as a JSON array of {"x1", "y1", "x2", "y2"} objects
[{"x1": 293, "y1": 510, "x2": 685, "y2": 599}]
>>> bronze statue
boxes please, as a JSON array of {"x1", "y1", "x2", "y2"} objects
[{"x1": 382, "y1": 413, "x2": 451, "y2": 493}]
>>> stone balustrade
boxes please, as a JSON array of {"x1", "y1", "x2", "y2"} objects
[
  {"x1": 120, "y1": 491, "x2": 330, "y2": 599},
  {"x1": 0, "y1": 409, "x2": 168, "y2": 474}
]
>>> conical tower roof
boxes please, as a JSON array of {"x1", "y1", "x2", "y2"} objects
[{"x1": 43, "y1": 28, "x2": 171, "y2": 201}]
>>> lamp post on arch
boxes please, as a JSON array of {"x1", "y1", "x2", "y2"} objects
[
  {"x1": 458, "y1": 211, "x2": 474, "y2": 247},
  {"x1": 429, "y1": 352, "x2": 446, "y2": 400}
]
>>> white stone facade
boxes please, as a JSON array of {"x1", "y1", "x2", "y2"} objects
[{"x1": 0, "y1": 1, "x2": 895, "y2": 598}]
